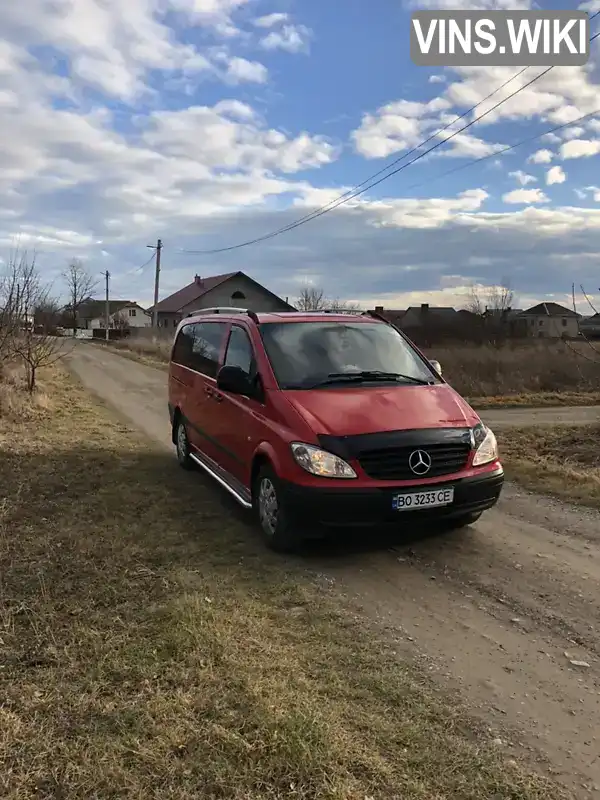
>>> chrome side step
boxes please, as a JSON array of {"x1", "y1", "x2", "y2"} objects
[{"x1": 189, "y1": 452, "x2": 253, "y2": 509}]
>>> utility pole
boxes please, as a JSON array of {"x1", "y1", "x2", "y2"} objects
[
  {"x1": 148, "y1": 238, "x2": 162, "y2": 328},
  {"x1": 104, "y1": 270, "x2": 110, "y2": 341}
]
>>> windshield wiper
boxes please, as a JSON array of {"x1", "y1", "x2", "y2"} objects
[{"x1": 307, "y1": 371, "x2": 432, "y2": 388}]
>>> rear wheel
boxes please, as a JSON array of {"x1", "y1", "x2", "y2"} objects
[
  {"x1": 445, "y1": 511, "x2": 482, "y2": 530},
  {"x1": 175, "y1": 418, "x2": 194, "y2": 470},
  {"x1": 253, "y1": 465, "x2": 303, "y2": 553}
]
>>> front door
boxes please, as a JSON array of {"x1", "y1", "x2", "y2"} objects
[
  {"x1": 211, "y1": 323, "x2": 266, "y2": 487},
  {"x1": 185, "y1": 319, "x2": 229, "y2": 465}
]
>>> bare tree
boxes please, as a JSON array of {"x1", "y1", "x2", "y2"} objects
[
  {"x1": 1, "y1": 253, "x2": 67, "y2": 392},
  {"x1": 569, "y1": 283, "x2": 600, "y2": 362},
  {"x1": 0, "y1": 250, "x2": 37, "y2": 372},
  {"x1": 328, "y1": 296, "x2": 362, "y2": 313},
  {"x1": 62, "y1": 259, "x2": 97, "y2": 336},
  {"x1": 296, "y1": 285, "x2": 361, "y2": 313},
  {"x1": 296, "y1": 286, "x2": 327, "y2": 311},
  {"x1": 465, "y1": 280, "x2": 514, "y2": 316},
  {"x1": 34, "y1": 298, "x2": 61, "y2": 334},
  {"x1": 112, "y1": 311, "x2": 131, "y2": 333}
]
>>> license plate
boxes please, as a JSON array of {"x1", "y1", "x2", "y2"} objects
[{"x1": 392, "y1": 487, "x2": 454, "y2": 511}]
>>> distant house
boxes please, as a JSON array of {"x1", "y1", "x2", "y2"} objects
[
  {"x1": 579, "y1": 313, "x2": 600, "y2": 339},
  {"x1": 372, "y1": 307, "x2": 406, "y2": 326},
  {"x1": 401, "y1": 304, "x2": 459, "y2": 328},
  {"x1": 73, "y1": 300, "x2": 151, "y2": 330},
  {"x1": 372, "y1": 304, "x2": 461, "y2": 328},
  {"x1": 516, "y1": 302, "x2": 581, "y2": 339},
  {"x1": 148, "y1": 271, "x2": 295, "y2": 329},
  {"x1": 88, "y1": 302, "x2": 151, "y2": 329}
]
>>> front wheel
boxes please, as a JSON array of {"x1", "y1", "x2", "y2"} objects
[
  {"x1": 253, "y1": 465, "x2": 303, "y2": 553},
  {"x1": 175, "y1": 419, "x2": 194, "y2": 470}
]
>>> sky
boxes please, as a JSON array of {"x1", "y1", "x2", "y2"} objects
[{"x1": 1, "y1": 0, "x2": 600, "y2": 313}]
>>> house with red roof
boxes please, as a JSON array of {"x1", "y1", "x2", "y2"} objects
[{"x1": 148, "y1": 271, "x2": 295, "y2": 329}]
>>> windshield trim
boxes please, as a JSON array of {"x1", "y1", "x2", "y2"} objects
[{"x1": 257, "y1": 319, "x2": 442, "y2": 390}]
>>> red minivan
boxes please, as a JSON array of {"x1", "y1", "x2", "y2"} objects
[{"x1": 168, "y1": 307, "x2": 503, "y2": 551}]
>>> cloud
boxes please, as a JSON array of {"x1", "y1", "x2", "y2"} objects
[
  {"x1": 253, "y1": 13, "x2": 289, "y2": 28},
  {"x1": 509, "y1": 170, "x2": 536, "y2": 186},
  {"x1": 1, "y1": 0, "x2": 262, "y2": 101},
  {"x1": 502, "y1": 188, "x2": 549, "y2": 204},
  {"x1": 560, "y1": 139, "x2": 600, "y2": 159},
  {"x1": 223, "y1": 56, "x2": 268, "y2": 84},
  {"x1": 574, "y1": 185, "x2": 600, "y2": 201},
  {"x1": 142, "y1": 105, "x2": 338, "y2": 174},
  {"x1": 408, "y1": 0, "x2": 532, "y2": 7},
  {"x1": 429, "y1": 74, "x2": 446, "y2": 83},
  {"x1": 528, "y1": 149, "x2": 553, "y2": 164},
  {"x1": 546, "y1": 166, "x2": 566, "y2": 185},
  {"x1": 259, "y1": 24, "x2": 312, "y2": 54}
]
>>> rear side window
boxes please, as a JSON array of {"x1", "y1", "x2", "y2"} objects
[
  {"x1": 191, "y1": 322, "x2": 228, "y2": 377},
  {"x1": 172, "y1": 323, "x2": 196, "y2": 368},
  {"x1": 224, "y1": 325, "x2": 255, "y2": 375},
  {"x1": 172, "y1": 321, "x2": 227, "y2": 377}
]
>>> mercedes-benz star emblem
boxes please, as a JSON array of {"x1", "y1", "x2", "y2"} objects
[{"x1": 408, "y1": 449, "x2": 432, "y2": 476}]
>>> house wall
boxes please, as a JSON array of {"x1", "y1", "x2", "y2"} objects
[
  {"x1": 89, "y1": 306, "x2": 151, "y2": 329},
  {"x1": 524, "y1": 315, "x2": 580, "y2": 338},
  {"x1": 155, "y1": 275, "x2": 290, "y2": 330},
  {"x1": 182, "y1": 274, "x2": 290, "y2": 315},
  {"x1": 156, "y1": 312, "x2": 182, "y2": 330},
  {"x1": 115, "y1": 307, "x2": 152, "y2": 328}
]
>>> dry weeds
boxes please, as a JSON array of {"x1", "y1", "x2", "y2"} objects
[
  {"x1": 0, "y1": 363, "x2": 52, "y2": 423},
  {"x1": 0, "y1": 366, "x2": 567, "y2": 799},
  {"x1": 432, "y1": 341, "x2": 600, "y2": 400},
  {"x1": 498, "y1": 424, "x2": 600, "y2": 508}
]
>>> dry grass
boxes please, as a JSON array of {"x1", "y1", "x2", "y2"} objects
[
  {"x1": 498, "y1": 424, "x2": 600, "y2": 508},
  {"x1": 468, "y1": 390, "x2": 600, "y2": 410},
  {"x1": 0, "y1": 366, "x2": 568, "y2": 799},
  {"x1": 106, "y1": 335, "x2": 171, "y2": 368},
  {"x1": 0, "y1": 363, "x2": 52, "y2": 423},
  {"x1": 432, "y1": 341, "x2": 600, "y2": 400}
]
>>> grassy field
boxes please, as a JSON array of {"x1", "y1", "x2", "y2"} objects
[
  {"x1": 433, "y1": 342, "x2": 600, "y2": 404},
  {"x1": 498, "y1": 424, "x2": 600, "y2": 509},
  {"x1": 0, "y1": 364, "x2": 569, "y2": 800},
  {"x1": 101, "y1": 335, "x2": 600, "y2": 406}
]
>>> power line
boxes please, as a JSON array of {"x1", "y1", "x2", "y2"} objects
[
  {"x1": 397, "y1": 107, "x2": 600, "y2": 196},
  {"x1": 221, "y1": 66, "x2": 531, "y2": 236},
  {"x1": 181, "y1": 19, "x2": 600, "y2": 256}
]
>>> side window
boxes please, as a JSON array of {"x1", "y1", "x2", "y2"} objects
[
  {"x1": 224, "y1": 325, "x2": 254, "y2": 375},
  {"x1": 172, "y1": 323, "x2": 196, "y2": 369},
  {"x1": 191, "y1": 322, "x2": 227, "y2": 378}
]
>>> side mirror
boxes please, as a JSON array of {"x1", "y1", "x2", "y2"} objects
[
  {"x1": 217, "y1": 365, "x2": 251, "y2": 395},
  {"x1": 429, "y1": 359, "x2": 442, "y2": 376}
]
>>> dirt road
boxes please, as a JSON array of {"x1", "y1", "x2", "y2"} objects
[{"x1": 66, "y1": 342, "x2": 600, "y2": 798}]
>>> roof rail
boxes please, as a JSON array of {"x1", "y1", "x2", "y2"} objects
[
  {"x1": 363, "y1": 309, "x2": 389, "y2": 323},
  {"x1": 186, "y1": 306, "x2": 260, "y2": 323}
]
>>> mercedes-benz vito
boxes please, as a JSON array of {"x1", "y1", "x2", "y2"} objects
[{"x1": 168, "y1": 308, "x2": 503, "y2": 551}]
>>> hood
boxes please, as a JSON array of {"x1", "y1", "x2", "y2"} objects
[{"x1": 285, "y1": 384, "x2": 479, "y2": 436}]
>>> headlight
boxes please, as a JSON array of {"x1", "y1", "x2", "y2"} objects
[
  {"x1": 290, "y1": 442, "x2": 357, "y2": 479},
  {"x1": 471, "y1": 423, "x2": 498, "y2": 467}
]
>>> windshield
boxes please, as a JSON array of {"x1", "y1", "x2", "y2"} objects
[{"x1": 259, "y1": 321, "x2": 437, "y2": 389}]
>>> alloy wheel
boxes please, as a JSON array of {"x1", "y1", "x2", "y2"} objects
[
  {"x1": 258, "y1": 477, "x2": 278, "y2": 536},
  {"x1": 177, "y1": 422, "x2": 188, "y2": 462}
]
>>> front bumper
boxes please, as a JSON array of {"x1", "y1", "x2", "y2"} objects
[{"x1": 280, "y1": 468, "x2": 504, "y2": 527}]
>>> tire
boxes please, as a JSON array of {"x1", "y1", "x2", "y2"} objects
[
  {"x1": 253, "y1": 464, "x2": 303, "y2": 553},
  {"x1": 175, "y1": 418, "x2": 194, "y2": 470},
  {"x1": 445, "y1": 511, "x2": 482, "y2": 530}
]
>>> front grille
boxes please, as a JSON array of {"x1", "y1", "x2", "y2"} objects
[{"x1": 358, "y1": 442, "x2": 471, "y2": 480}]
